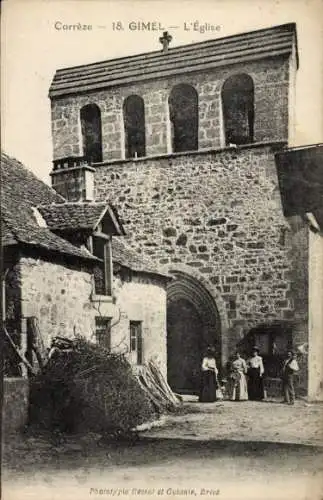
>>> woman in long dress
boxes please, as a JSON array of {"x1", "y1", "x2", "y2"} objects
[
  {"x1": 247, "y1": 347, "x2": 265, "y2": 400},
  {"x1": 199, "y1": 346, "x2": 218, "y2": 402},
  {"x1": 229, "y1": 352, "x2": 248, "y2": 401}
]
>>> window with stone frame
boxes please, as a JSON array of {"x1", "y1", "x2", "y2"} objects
[
  {"x1": 92, "y1": 235, "x2": 113, "y2": 296},
  {"x1": 123, "y1": 95, "x2": 146, "y2": 159},
  {"x1": 221, "y1": 74, "x2": 254, "y2": 146},
  {"x1": 80, "y1": 103, "x2": 103, "y2": 163},
  {"x1": 95, "y1": 316, "x2": 111, "y2": 348},
  {"x1": 129, "y1": 321, "x2": 143, "y2": 365},
  {"x1": 169, "y1": 84, "x2": 199, "y2": 153}
]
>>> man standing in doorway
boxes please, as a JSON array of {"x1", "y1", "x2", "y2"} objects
[{"x1": 282, "y1": 351, "x2": 299, "y2": 405}]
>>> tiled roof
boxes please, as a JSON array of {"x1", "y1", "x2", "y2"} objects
[
  {"x1": 1, "y1": 152, "x2": 97, "y2": 261},
  {"x1": 37, "y1": 202, "x2": 125, "y2": 235},
  {"x1": 2, "y1": 221, "x2": 17, "y2": 246},
  {"x1": 112, "y1": 238, "x2": 170, "y2": 278},
  {"x1": 49, "y1": 23, "x2": 298, "y2": 98},
  {"x1": 1, "y1": 152, "x2": 169, "y2": 277}
]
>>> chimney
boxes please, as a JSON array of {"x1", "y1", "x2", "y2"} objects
[{"x1": 50, "y1": 157, "x2": 95, "y2": 202}]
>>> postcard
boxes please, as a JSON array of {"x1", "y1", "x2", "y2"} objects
[{"x1": 1, "y1": 0, "x2": 323, "y2": 499}]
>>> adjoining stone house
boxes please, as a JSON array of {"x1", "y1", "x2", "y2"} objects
[
  {"x1": 48, "y1": 22, "x2": 321, "y2": 398},
  {"x1": 1, "y1": 152, "x2": 169, "y2": 408}
]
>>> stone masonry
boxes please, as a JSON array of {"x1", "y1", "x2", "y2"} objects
[
  {"x1": 93, "y1": 144, "x2": 297, "y2": 357},
  {"x1": 51, "y1": 57, "x2": 291, "y2": 161},
  {"x1": 18, "y1": 254, "x2": 167, "y2": 375}
]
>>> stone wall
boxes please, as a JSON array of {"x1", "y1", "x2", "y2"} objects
[
  {"x1": 287, "y1": 216, "x2": 309, "y2": 345},
  {"x1": 20, "y1": 256, "x2": 96, "y2": 344},
  {"x1": 284, "y1": 217, "x2": 309, "y2": 394},
  {"x1": 308, "y1": 230, "x2": 323, "y2": 401},
  {"x1": 51, "y1": 56, "x2": 290, "y2": 161},
  {"x1": 18, "y1": 253, "x2": 167, "y2": 373},
  {"x1": 94, "y1": 143, "x2": 300, "y2": 356},
  {"x1": 4, "y1": 249, "x2": 21, "y2": 332},
  {"x1": 3, "y1": 250, "x2": 23, "y2": 376},
  {"x1": 107, "y1": 273, "x2": 167, "y2": 377}
]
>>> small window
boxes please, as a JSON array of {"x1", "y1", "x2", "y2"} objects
[
  {"x1": 95, "y1": 316, "x2": 111, "y2": 348},
  {"x1": 169, "y1": 84, "x2": 198, "y2": 152},
  {"x1": 93, "y1": 236, "x2": 113, "y2": 296},
  {"x1": 222, "y1": 74, "x2": 254, "y2": 145},
  {"x1": 129, "y1": 321, "x2": 143, "y2": 365},
  {"x1": 123, "y1": 95, "x2": 146, "y2": 159},
  {"x1": 80, "y1": 104, "x2": 103, "y2": 163}
]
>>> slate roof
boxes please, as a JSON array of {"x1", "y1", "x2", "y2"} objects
[
  {"x1": 275, "y1": 144, "x2": 323, "y2": 227},
  {"x1": 49, "y1": 23, "x2": 298, "y2": 98},
  {"x1": 1, "y1": 152, "x2": 97, "y2": 261},
  {"x1": 37, "y1": 202, "x2": 125, "y2": 235}
]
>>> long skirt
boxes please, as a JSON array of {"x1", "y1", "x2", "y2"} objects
[
  {"x1": 199, "y1": 370, "x2": 217, "y2": 402},
  {"x1": 247, "y1": 368, "x2": 264, "y2": 401},
  {"x1": 229, "y1": 372, "x2": 248, "y2": 401}
]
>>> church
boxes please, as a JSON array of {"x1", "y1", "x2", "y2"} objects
[{"x1": 48, "y1": 23, "x2": 323, "y2": 399}]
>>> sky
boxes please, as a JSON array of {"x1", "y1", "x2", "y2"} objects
[{"x1": 1, "y1": 0, "x2": 323, "y2": 183}]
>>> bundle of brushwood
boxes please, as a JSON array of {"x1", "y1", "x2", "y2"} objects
[
  {"x1": 136, "y1": 360, "x2": 182, "y2": 413},
  {"x1": 28, "y1": 336, "x2": 155, "y2": 435}
]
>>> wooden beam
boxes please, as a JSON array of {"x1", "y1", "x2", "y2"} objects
[
  {"x1": 93, "y1": 231, "x2": 111, "y2": 241},
  {"x1": 86, "y1": 235, "x2": 93, "y2": 253},
  {"x1": 104, "y1": 237, "x2": 113, "y2": 296}
]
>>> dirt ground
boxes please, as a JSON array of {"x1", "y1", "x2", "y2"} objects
[
  {"x1": 2, "y1": 400, "x2": 323, "y2": 500},
  {"x1": 142, "y1": 399, "x2": 323, "y2": 446}
]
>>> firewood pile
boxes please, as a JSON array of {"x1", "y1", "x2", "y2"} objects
[
  {"x1": 4, "y1": 319, "x2": 182, "y2": 415},
  {"x1": 136, "y1": 360, "x2": 182, "y2": 412}
]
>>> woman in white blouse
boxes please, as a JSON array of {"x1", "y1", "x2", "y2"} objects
[
  {"x1": 199, "y1": 346, "x2": 218, "y2": 402},
  {"x1": 228, "y1": 351, "x2": 248, "y2": 401},
  {"x1": 247, "y1": 346, "x2": 265, "y2": 400}
]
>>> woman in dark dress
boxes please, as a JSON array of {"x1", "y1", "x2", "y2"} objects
[
  {"x1": 199, "y1": 346, "x2": 218, "y2": 402},
  {"x1": 247, "y1": 347, "x2": 265, "y2": 401}
]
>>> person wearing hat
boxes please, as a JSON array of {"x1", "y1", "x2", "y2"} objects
[
  {"x1": 247, "y1": 346, "x2": 265, "y2": 401},
  {"x1": 282, "y1": 351, "x2": 299, "y2": 404},
  {"x1": 199, "y1": 346, "x2": 218, "y2": 402}
]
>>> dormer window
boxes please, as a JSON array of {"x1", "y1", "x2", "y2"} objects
[
  {"x1": 169, "y1": 84, "x2": 198, "y2": 153},
  {"x1": 123, "y1": 95, "x2": 146, "y2": 159},
  {"x1": 92, "y1": 235, "x2": 113, "y2": 296},
  {"x1": 221, "y1": 74, "x2": 254, "y2": 146}
]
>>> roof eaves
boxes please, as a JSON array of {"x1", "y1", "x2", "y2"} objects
[
  {"x1": 49, "y1": 49, "x2": 293, "y2": 98},
  {"x1": 93, "y1": 204, "x2": 113, "y2": 232},
  {"x1": 51, "y1": 32, "x2": 293, "y2": 86},
  {"x1": 106, "y1": 205, "x2": 126, "y2": 236},
  {"x1": 49, "y1": 23, "x2": 297, "y2": 99}
]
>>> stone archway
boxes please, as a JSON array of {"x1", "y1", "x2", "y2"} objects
[{"x1": 167, "y1": 271, "x2": 222, "y2": 394}]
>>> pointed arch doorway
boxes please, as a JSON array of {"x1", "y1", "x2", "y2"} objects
[{"x1": 167, "y1": 271, "x2": 221, "y2": 395}]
